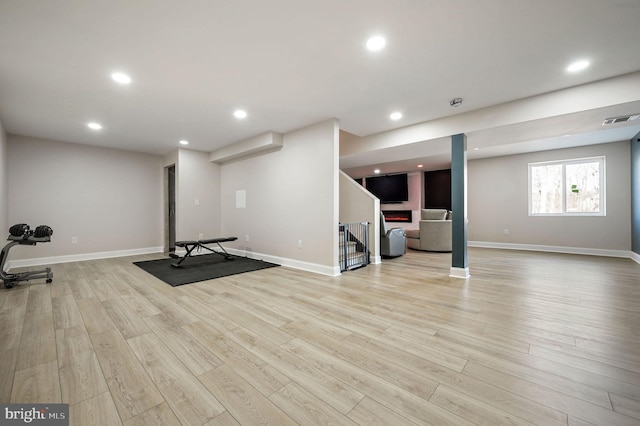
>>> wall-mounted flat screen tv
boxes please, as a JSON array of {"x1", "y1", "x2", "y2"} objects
[{"x1": 366, "y1": 173, "x2": 408, "y2": 203}]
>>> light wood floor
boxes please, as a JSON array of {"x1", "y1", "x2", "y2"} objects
[{"x1": 2, "y1": 248, "x2": 640, "y2": 425}]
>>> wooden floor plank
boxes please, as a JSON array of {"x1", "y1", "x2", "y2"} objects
[
  {"x1": 228, "y1": 327, "x2": 365, "y2": 415},
  {"x1": 203, "y1": 411, "x2": 241, "y2": 426},
  {"x1": 0, "y1": 348, "x2": 18, "y2": 402},
  {"x1": 101, "y1": 297, "x2": 152, "y2": 339},
  {"x1": 211, "y1": 300, "x2": 294, "y2": 346},
  {"x1": 336, "y1": 330, "x2": 567, "y2": 425},
  {"x1": 75, "y1": 296, "x2": 116, "y2": 335},
  {"x1": 461, "y1": 348, "x2": 612, "y2": 409},
  {"x1": 90, "y1": 329, "x2": 164, "y2": 420},
  {"x1": 52, "y1": 294, "x2": 84, "y2": 330},
  {"x1": 199, "y1": 365, "x2": 297, "y2": 426},
  {"x1": 176, "y1": 293, "x2": 240, "y2": 334},
  {"x1": 121, "y1": 293, "x2": 163, "y2": 318},
  {"x1": 3, "y1": 248, "x2": 639, "y2": 425},
  {"x1": 346, "y1": 396, "x2": 420, "y2": 426},
  {"x1": 87, "y1": 278, "x2": 121, "y2": 302},
  {"x1": 127, "y1": 332, "x2": 225, "y2": 425},
  {"x1": 56, "y1": 326, "x2": 109, "y2": 405},
  {"x1": 0, "y1": 286, "x2": 29, "y2": 311},
  {"x1": 282, "y1": 337, "x2": 469, "y2": 425},
  {"x1": 24, "y1": 284, "x2": 52, "y2": 315},
  {"x1": 68, "y1": 278, "x2": 98, "y2": 300},
  {"x1": 529, "y1": 344, "x2": 640, "y2": 386},
  {"x1": 609, "y1": 392, "x2": 640, "y2": 421},
  {"x1": 429, "y1": 384, "x2": 535, "y2": 425},
  {"x1": 182, "y1": 320, "x2": 291, "y2": 397},
  {"x1": 122, "y1": 402, "x2": 182, "y2": 426},
  {"x1": 0, "y1": 305, "x2": 25, "y2": 350},
  {"x1": 70, "y1": 391, "x2": 123, "y2": 426},
  {"x1": 338, "y1": 332, "x2": 448, "y2": 399},
  {"x1": 11, "y1": 360, "x2": 61, "y2": 403},
  {"x1": 15, "y1": 310, "x2": 57, "y2": 371},
  {"x1": 463, "y1": 360, "x2": 639, "y2": 426},
  {"x1": 269, "y1": 381, "x2": 360, "y2": 426},
  {"x1": 144, "y1": 313, "x2": 224, "y2": 376}
]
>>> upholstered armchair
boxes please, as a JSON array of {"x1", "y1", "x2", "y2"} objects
[
  {"x1": 405, "y1": 209, "x2": 452, "y2": 252},
  {"x1": 380, "y1": 212, "x2": 406, "y2": 257}
]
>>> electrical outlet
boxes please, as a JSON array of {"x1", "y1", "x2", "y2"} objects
[
  {"x1": 195, "y1": 199, "x2": 200, "y2": 206},
  {"x1": 245, "y1": 235, "x2": 250, "y2": 242},
  {"x1": 71, "y1": 237, "x2": 78, "y2": 244},
  {"x1": 298, "y1": 240, "x2": 303, "y2": 249},
  {"x1": 503, "y1": 228, "x2": 510, "y2": 235},
  {"x1": 198, "y1": 233, "x2": 204, "y2": 240}
]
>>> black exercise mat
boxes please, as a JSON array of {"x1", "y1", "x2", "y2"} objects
[{"x1": 133, "y1": 254, "x2": 279, "y2": 286}]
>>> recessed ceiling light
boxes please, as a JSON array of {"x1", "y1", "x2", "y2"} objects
[
  {"x1": 111, "y1": 72, "x2": 132, "y2": 84},
  {"x1": 417, "y1": 164, "x2": 423, "y2": 168},
  {"x1": 366, "y1": 36, "x2": 386, "y2": 51},
  {"x1": 179, "y1": 140, "x2": 189, "y2": 145},
  {"x1": 390, "y1": 112, "x2": 402, "y2": 121},
  {"x1": 87, "y1": 122, "x2": 102, "y2": 130},
  {"x1": 233, "y1": 109, "x2": 247, "y2": 119},
  {"x1": 566, "y1": 60, "x2": 590, "y2": 73},
  {"x1": 374, "y1": 169, "x2": 381, "y2": 174}
]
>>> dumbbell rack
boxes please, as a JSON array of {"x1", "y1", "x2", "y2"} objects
[{"x1": 0, "y1": 224, "x2": 53, "y2": 289}]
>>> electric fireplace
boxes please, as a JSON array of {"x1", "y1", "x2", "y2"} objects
[{"x1": 382, "y1": 210, "x2": 412, "y2": 223}]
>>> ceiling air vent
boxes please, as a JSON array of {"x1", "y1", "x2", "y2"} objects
[{"x1": 602, "y1": 114, "x2": 640, "y2": 125}]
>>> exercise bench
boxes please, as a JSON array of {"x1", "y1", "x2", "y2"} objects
[
  {"x1": 1, "y1": 223, "x2": 54, "y2": 289},
  {"x1": 170, "y1": 236, "x2": 238, "y2": 268}
]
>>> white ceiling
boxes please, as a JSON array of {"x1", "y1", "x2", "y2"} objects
[
  {"x1": 341, "y1": 100, "x2": 640, "y2": 176},
  {"x1": 1, "y1": 1, "x2": 639, "y2": 167}
]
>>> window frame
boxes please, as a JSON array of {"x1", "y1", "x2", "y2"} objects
[{"x1": 528, "y1": 156, "x2": 606, "y2": 217}]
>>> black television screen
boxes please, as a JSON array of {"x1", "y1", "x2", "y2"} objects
[{"x1": 366, "y1": 173, "x2": 408, "y2": 202}]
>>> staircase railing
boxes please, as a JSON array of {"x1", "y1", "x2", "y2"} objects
[{"x1": 339, "y1": 222, "x2": 370, "y2": 272}]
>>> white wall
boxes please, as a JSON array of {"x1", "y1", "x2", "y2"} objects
[
  {"x1": 339, "y1": 171, "x2": 380, "y2": 261},
  {"x1": 468, "y1": 141, "x2": 631, "y2": 251},
  {"x1": 7, "y1": 135, "x2": 164, "y2": 261},
  {"x1": 0, "y1": 120, "x2": 7, "y2": 234},
  {"x1": 175, "y1": 148, "x2": 221, "y2": 241},
  {"x1": 220, "y1": 119, "x2": 339, "y2": 275}
]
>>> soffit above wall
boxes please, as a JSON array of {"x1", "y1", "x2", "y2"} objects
[{"x1": 210, "y1": 132, "x2": 283, "y2": 164}]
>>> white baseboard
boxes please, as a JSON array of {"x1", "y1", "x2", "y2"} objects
[
  {"x1": 450, "y1": 266, "x2": 470, "y2": 279},
  {"x1": 468, "y1": 241, "x2": 633, "y2": 259},
  {"x1": 6, "y1": 245, "x2": 341, "y2": 277},
  {"x1": 11, "y1": 243, "x2": 633, "y2": 277},
  {"x1": 226, "y1": 248, "x2": 341, "y2": 276},
  {"x1": 7, "y1": 246, "x2": 164, "y2": 269}
]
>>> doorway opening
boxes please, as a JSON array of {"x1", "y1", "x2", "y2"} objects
[{"x1": 165, "y1": 165, "x2": 176, "y2": 255}]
